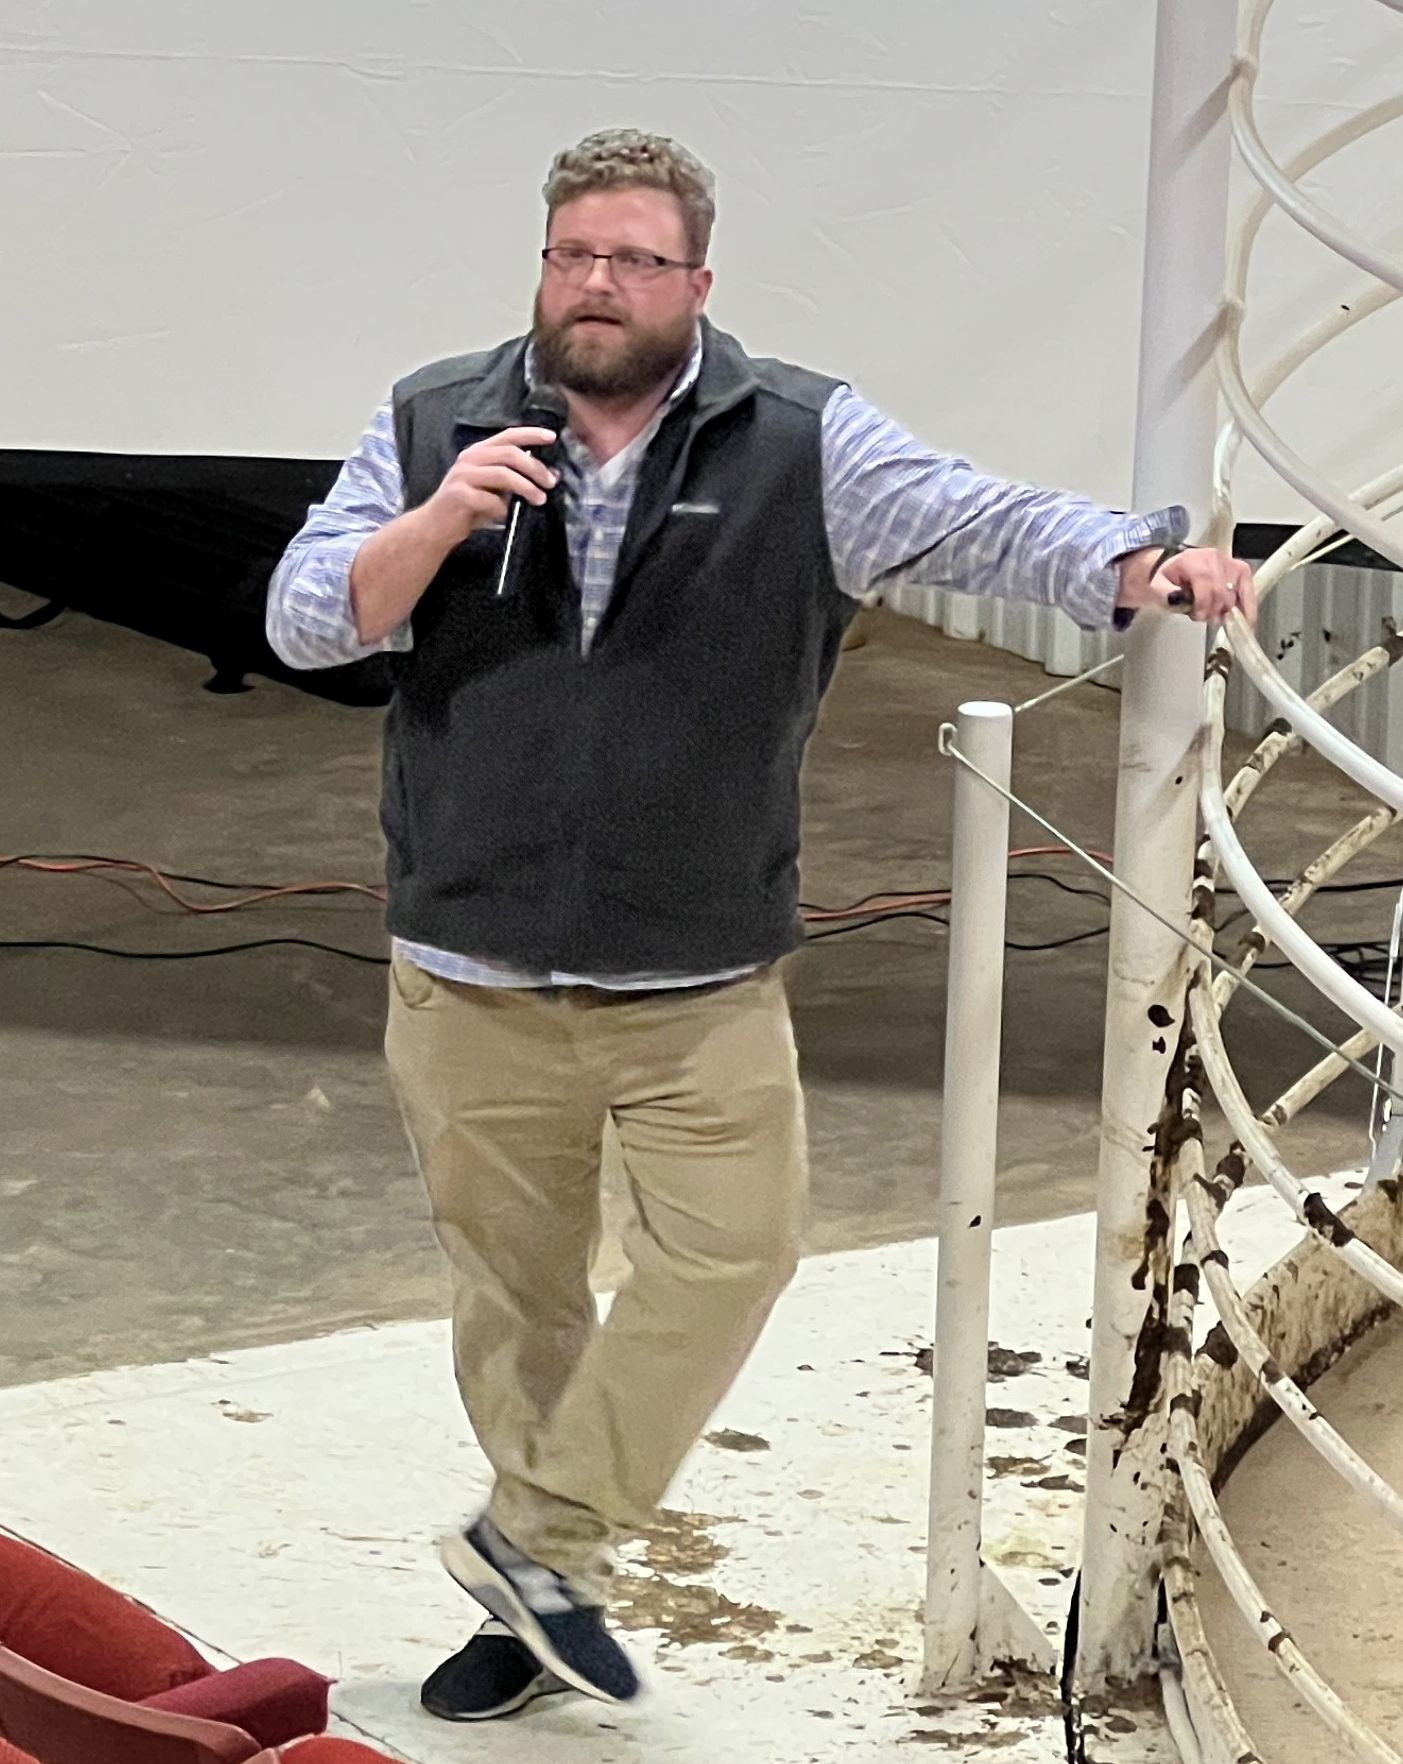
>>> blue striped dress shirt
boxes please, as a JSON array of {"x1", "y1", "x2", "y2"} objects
[{"x1": 267, "y1": 334, "x2": 1185, "y2": 990}]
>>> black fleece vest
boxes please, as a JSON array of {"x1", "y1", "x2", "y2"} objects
[{"x1": 382, "y1": 319, "x2": 853, "y2": 974}]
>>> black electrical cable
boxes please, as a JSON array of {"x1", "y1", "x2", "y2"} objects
[
  {"x1": 3, "y1": 923, "x2": 1391, "y2": 969},
  {"x1": 1263, "y1": 874, "x2": 1403, "y2": 897},
  {"x1": 1008, "y1": 873, "x2": 1112, "y2": 906},
  {"x1": 799, "y1": 871, "x2": 1114, "y2": 914},
  {"x1": 6, "y1": 856, "x2": 1403, "y2": 968},
  {"x1": 0, "y1": 937, "x2": 389, "y2": 964},
  {"x1": 801, "y1": 874, "x2": 1403, "y2": 914},
  {"x1": 802, "y1": 911, "x2": 1113, "y2": 953},
  {"x1": 1060, "y1": 1573, "x2": 1088, "y2": 1764},
  {"x1": 804, "y1": 910, "x2": 951, "y2": 940},
  {"x1": 0, "y1": 601, "x2": 62, "y2": 631},
  {"x1": 1006, "y1": 926, "x2": 1112, "y2": 952},
  {"x1": 0, "y1": 853, "x2": 362, "y2": 893},
  {"x1": 11, "y1": 854, "x2": 1403, "y2": 916}
]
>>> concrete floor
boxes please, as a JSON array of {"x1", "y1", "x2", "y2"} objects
[
  {"x1": 2, "y1": 593, "x2": 1397, "y2": 1389},
  {"x1": 0, "y1": 1224, "x2": 1118, "y2": 1764}
]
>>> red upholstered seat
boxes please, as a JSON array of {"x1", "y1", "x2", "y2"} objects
[
  {"x1": 0, "y1": 1535, "x2": 329, "y2": 1761},
  {"x1": 0, "y1": 1697, "x2": 385, "y2": 1764},
  {"x1": 277, "y1": 1742, "x2": 400, "y2": 1762},
  {"x1": 0, "y1": 1739, "x2": 398, "y2": 1764},
  {"x1": 0, "y1": 1646, "x2": 259, "y2": 1763},
  {"x1": 0, "y1": 1535, "x2": 210, "y2": 1701},
  {"x1": 143, "y1": 1657, "x2": 329, "y2": 1749}
]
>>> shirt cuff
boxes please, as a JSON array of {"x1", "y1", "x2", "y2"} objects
[
  {"x1": 1076, "y1": 505, "x2": 1191, "y2": 632},
  {"x1": 278, "y1": 532, "x2": 414, "y2": 665}
]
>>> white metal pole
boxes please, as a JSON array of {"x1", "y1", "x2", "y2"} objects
[
  {"x1": 1077, "y1": 0, "x2": 1235, "y2": 1691},
  {"x1": 923, "y1": 701, "x2": 1012, "y2": 1692}
]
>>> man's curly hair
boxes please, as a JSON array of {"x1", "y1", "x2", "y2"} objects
[{"x1": 543, "y1": 129, "x2": 716, "y2": 263}]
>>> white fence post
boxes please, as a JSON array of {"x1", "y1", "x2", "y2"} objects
[
  {"x1": 923, "y1": 702, "x2": 1013, "y2": 1691},
  {"x1": 1076, "y1": 0, "x2": 1235, "y2": 1691}
]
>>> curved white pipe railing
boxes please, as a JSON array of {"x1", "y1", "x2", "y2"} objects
[
  {"x1": 1221, "y1": 465, "x2": 1403, "y2": 613},
  {"x1": 1225, "y1": 610, "x2": 1403, "y2": 808},
  {"x1": 1222, "y1": 627, "x2": 1403, "y2": 824},
  {"x1": 930, "y1": 4, "x2": 1403, "y2": 1743},
  {"x1": 1261, "y1": 1004, "x2": 1403, "y2": 1129},
  {"x1": 1186, "y1": 971, "x2": 1403, "y2": 1307},
  {"x1": 1199, "y1": 675, "x2": 1403, "y2": 1057},
  {"x1": 1172, "y1": 1112, "x2": 1403, "y2": 1758},
  {"x1": 1166, "y1": 1230, "x2": 1403, "y2": 1764},
  {"x1": 1182, "y1": 1146, "x2": 1403, "y2": 1538},
  {"x1": 1162, "y1": 1488, "x2": 1260, "y2": 1763},
  {"x1": 1229, "y1": 17, "x2": 1403, "y2": 292},
  {"x1": 1163, "y1": 3, "x2": 1403, "y2": 1757},
  {"x1": 1214, "y1": 81, "x2": 1403, "y2": 553},
  {"x1": 1217, "y1": 311, "x2": 1403, "y2": 570},
  {"x1": 1211, "y1": 802, "x2": 1398, "y2": 1009},
  {"x1": 1214, "y1": 44, "x2": 1403, "y2": 568}
]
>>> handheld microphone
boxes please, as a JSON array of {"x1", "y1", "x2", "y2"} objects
[{"x1": 494, "y1": 384, "x2": 569, "y2": 600}]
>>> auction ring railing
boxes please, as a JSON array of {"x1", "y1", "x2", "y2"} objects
[
  {"x1": 1158, "y1": 1, "x2": 1403, "y2": 1756},
  {"x1": 923, "y1": 4, "x2": 1403, "y2": 1755}
]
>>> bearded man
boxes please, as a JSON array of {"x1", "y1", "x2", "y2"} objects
[{"x1": 267, "y1": 127, "x2": 1254, "y2": 1721}]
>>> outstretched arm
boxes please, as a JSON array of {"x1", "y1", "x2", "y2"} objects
[{"x1": 820, "y1": 385, "x2": 1253, "y2": 628}]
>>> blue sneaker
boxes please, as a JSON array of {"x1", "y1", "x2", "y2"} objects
[
  {"x1": 438, "y1": 1517, "x2": 640, "y2": 1705},
  {"x1": 420, "y1": 1618, "x2": 568, "y2": 1721}
]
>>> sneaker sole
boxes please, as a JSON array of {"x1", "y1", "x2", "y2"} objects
[
  {"x1": 438, "y1": 1531, "x2": 627, "y2": 1706},
  {"x1": 422, "y1": 1667, "x2": 568, "y2": 1723}
]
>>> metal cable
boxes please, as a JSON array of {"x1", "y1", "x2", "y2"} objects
[
  {"x1": 937, "y1": 726, "x2": 1403, "y2": 1106},
  {"x1": 1012, "y1": 653, "x2": 1123, "y2": 717}
]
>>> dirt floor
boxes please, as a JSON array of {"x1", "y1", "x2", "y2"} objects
[
  {"x1": 1194, "y1": 1310, "x2": 1403, "y2": 1761},
  {"x1": 1, "y1": 594, "x2": 1397, "y2": 1389}
]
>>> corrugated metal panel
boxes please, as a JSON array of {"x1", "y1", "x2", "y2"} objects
[
  {"x1": 887, "y1": 565, "x2": 1403, "y2": 763},
  {"x1": 1222, "y1": 565, "x2": 1403, "y2": 772},
  {"x1": 884, "y1": 581, "x2": 1118, "y2": 678}
]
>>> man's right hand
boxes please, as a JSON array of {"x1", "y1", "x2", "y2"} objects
[
  {"x1": 349, "y1": 426, "x2": 561, "y2": 645},
  {"x1": 419, "y1": 427, "x2": 561, "y2": 547}
]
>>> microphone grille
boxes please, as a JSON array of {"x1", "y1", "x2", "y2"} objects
[{"x1": 525, "y1": 383, "x2": 569, "y2": 423}]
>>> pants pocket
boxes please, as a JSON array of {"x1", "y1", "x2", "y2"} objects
[{"x1": 389, "y1": 953, "x2": 437, "y2": 1009}]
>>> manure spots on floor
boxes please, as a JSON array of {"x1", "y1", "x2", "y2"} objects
[{"x1": 704, "y1": 1428, "x2": 771, "y2": 1452}]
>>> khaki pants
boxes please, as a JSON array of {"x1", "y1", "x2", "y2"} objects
[{"x1": 384, "y1": 959, "x2": 807, "y2": 1604}]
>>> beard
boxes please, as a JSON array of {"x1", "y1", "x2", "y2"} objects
[{"x1": 532, "y1": 292, "x2": 695, "y2": 403}]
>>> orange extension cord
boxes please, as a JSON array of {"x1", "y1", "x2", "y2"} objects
[
  {"x1": 0, "y1": 854, "x2": 386, "y2": 912},
  {"x1": 1, "y1": 845, "x2": 1112, "y2": 927}
]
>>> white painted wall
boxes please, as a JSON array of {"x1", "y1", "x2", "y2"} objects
[{"x1": 2, "y1": 0, "x2": 1399, "y2": 521}]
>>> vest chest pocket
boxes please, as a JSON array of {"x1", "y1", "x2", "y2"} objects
[{"x1": 661, "y1": 499, "x2": 725, "y2": 569}]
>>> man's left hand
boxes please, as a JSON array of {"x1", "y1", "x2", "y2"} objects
[{"x1": 1115, "y1": 545, "x2": 1258, "y2": 626}]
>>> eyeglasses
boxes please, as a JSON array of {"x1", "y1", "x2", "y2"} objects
[{"x1": 541, "y1": 245, "x2": 701, "y2": 286}]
